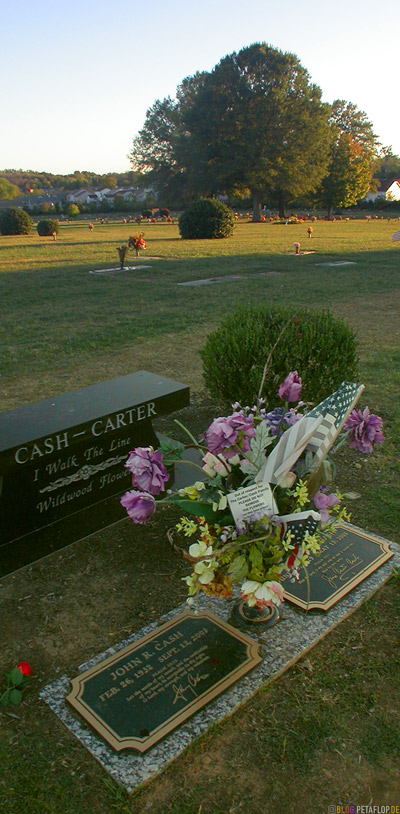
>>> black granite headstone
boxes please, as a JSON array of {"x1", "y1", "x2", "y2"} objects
[
  {"x1": 67, "y1": 610, "x2": 261, "y2": 753},
  {"x1": 0, "y1": 371, "x2": 190, "y2": 574}
]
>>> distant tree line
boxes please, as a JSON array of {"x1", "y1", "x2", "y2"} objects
[
  {"x1": 130, "y1": 42, "x2": 394, "y2": 219},
  {"x1": 0, "y1": 169, "x2": 143, "y2": 198}
]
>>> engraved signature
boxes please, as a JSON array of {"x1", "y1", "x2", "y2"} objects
[
  {"x1": 321, "y1": 554, "x2": 362, "y2": 587},
  {"x1": 172, "y1": 672, "x2": 209, "y2": 704}
]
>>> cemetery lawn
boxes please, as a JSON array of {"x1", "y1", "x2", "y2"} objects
[{"x1": 1, "y1": 217, "x2": 400, "y2": 812}]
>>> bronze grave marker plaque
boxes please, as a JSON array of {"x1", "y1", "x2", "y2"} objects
[
  {"x1": 66, "y1": 611, "x2": 261, "y2": 753},
  {"x1": 281, "y1": 523, "x2": 393, "y2": 611}
]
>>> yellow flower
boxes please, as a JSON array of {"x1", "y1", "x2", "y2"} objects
[
  {"x1": 281, "y1": 529, "x2": 295, "y2": 552},
  {"x1": 176, "y1": 517, "x2": 198, "y2": 536},
  {"x1": 178, "y1": 481, "x2": 206, "y2": 500},
  {"x1": 199, "y1": 522, "x2": 215, "y2": 545},
  {"x1": 291, "y1": 480, "x2": 309, "y2": 508}
]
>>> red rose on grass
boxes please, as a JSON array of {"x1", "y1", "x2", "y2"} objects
[{"x1": 17, "y1": 661, "x2": 32, "y2": 676}]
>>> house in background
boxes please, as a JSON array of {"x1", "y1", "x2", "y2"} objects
[{"x1": 364, "y1": 179, "x2": 400, "y2": 202}]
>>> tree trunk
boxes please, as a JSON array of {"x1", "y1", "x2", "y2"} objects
[
  {"x1": 278, "y1": 194, "x2": 286, "y2": 219},
  {"x1": 327, "y1": 205, "x2": 333, "y2": 220},
  {"x1": 252, "y1": 193, "x2": 262, "y2": 222}
]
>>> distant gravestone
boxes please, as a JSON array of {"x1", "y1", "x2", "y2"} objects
[{"x1": 0, "y1": 371, "x2": 190, "y2": 575}]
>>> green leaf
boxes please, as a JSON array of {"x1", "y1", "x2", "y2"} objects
[
  {"x1": 9, "y1": 688, "x2": 22, "y2": 705},
  {"x1": 240, "y1": 422, "x2": 273, "y2": 475},
  {"x1": 168, "y1": 497, "x2": 221, "y2": 522},
  {"x1": 1, "y1": 692, "x2": 10, "y2": 706},
  {"x1": 10, "y1": 668, "x2": 24, "y2": 686},
  {"x1": 159, "y1": 438, "x2": 185, "y2": 460},
  {"x1": 228, "y1": 554, "x2": 248, "y2": 582},
  {"x1": 248, "y1": 544, "x2": 263, "y2": 571}
]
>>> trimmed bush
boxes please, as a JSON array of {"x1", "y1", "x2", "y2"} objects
[
  {"x1": 179, "y1": 198, "x2": 235, "y2": 239},
  {"x1": 37, "y1": 219, "x2": 59, "y2": 236},
  {"x1": 66, "y1": 203, "x2": 79, "y2": 218},
  {"x1": 159, "y1": 208, "x2": 170, "y2": 217},
  {"x1": 141, "y1": 209, "x2": 153, "y2": 218},
  {"x1": 0, "y1": 207, "x2": 33, "y2": 235},
  {"x1": 200, "y1": 305, "x2": 359, "y2": 409}
]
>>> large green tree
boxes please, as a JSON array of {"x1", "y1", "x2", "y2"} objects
[
  {"x1": 316, "y1": 100, "x2": 380, "y2": 217},
  {"x1": 130, "y1": 44, "x2": 332, "y2": 218},
  {"x1": 0, "y1": 177, "x2": 20, "y2": 200}
]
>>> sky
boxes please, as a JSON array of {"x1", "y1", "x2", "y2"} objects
[{"x1": 1, "y1": 0, "x2": 399, "y2": 175}]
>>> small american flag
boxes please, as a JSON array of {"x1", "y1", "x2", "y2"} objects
[
  {"x1": 305, "y1": 381, "x2": 364, "y2": 469},
  {"x1": 279, "y1": 510, "x2": 321, "y2": 545},
  {"x1": 256, "y1": 415, "x2": 323, "y2": 485}
]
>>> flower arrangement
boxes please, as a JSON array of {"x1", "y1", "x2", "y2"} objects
[
  {"x1": 121, "y1": 372, "x2": 383, "y2": 611},
  {"x1": 128, "y1": 232, "x2": 147, "y2": 256},
  {"x1": 1, "y1": 660, "x2": 32, "y2": 706}
]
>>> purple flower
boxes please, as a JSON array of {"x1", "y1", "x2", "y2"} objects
[
  {"x1": 265, "y1": 407, "x2": 302, "y2": 436},
  {"x1": 313, "y1": 488, "x2": 341, "y2": 522},
  {"x1": 265, "y1": 407, "x2": 284, "y2": 435},
  {"x1": 344, "y1": 407, "x2": 384, "y2": 454},
  {"x1": 120, "y1": 489, "x2": 156, "y2": 524},
  {"x1": 284, "y1": 408, "x2": 303, "y2": 428},
  {"x1": 278, "y1": 371, "x2": 302, "y2": 403},
  {"x1": 204, "y1": 411, "x2": 255, "y2": 460},
  {"x1": 125, "y1": 446, "x2": 169, "y2": 495}
]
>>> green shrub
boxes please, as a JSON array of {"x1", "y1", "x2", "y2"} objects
[
  {"x1": 179, "y1": 198, "x2": 235, "y2": 239},
  {"x1": 66, "y1": 203, "x2": 79, "y2": 218},
  {"x1": 159, "y1": 207, "x2": 170, "y2": 217},
  {"x1": 200, "y1": 305, "x2": 359, "y2": 408},
  {"x1": 0, "y1": 207, "x2": 33, "y2": 235},
  {"x1": 141, "y1": 209, "x2": 153, "y2": 218},
  {"x1": 37, "y1": 219, "x2": 59, "y2": 236}
]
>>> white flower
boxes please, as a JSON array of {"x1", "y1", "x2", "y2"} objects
[
  {"x1": 194, "y1": 559, "x2": 217, "y2": 584},
  {"x1": 189, "y1": 540, "x2": 213, "y2": 559},
  {"x1": 212, "y1": 492, "x2": 228, "y2": 511},
  {"x1": 182, "y1": 573, "x2": 200, "y2": 597},
  {"x1": 277, "y1": 471, "x2": 297, "y2": 488},
  {"x1": 241, "y1": 579, "x2": 284, "y2": 607}
]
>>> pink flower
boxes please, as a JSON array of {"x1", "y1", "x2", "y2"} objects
[
  {"x1": 278, "y1": 371, "x2": 302, "y2": 403},
  {"x1": 241, "y1": 579, "x2": 284, "y2": 608},
  {"x1": 313, "y1": 489, "x2": 341, "y2": 522},
  {"x1": 202, "y1": 452, "x2": 237, "y2": 477},
  {"x1": 125, "y1": 446, "x2": 169, "y2": 495},
  {"x1": 204, "y1": 412, "x2": 255, "y2": 460},
  {"x1": 343, "y1": 407, "x2": 383, "y2": 454},
  {"x1": 120, "y1": 490, "x2": 156, "y2": 524}
]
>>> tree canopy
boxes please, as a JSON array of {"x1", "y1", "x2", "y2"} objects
[
  {"x1": 0, "y1": 177, "x2": 20, "y2": 200},
  {"x1": 130, "y1": 43, "x2": 333, "y2": 218},
  {"x1": 316, "y1": 100, "x2": 380, "y2": 216}
]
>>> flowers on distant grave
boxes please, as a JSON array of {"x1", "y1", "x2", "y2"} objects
[
  {"x1": 120, "y1": 371, "x2": 383, "y2": 610},
  {"x1": 128, "y1": 232, "x2": 147, "y2": 256}
]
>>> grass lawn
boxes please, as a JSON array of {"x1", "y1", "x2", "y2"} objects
[{"x1": 0, "y1": 217, "x2": 400, "y2": 812}]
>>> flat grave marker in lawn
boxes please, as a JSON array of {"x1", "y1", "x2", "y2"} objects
[
  {"x1": 90, "y1": 266, "x2": 152, "y2": 274},
  {"x1": 177, "y1": 272, "x2": 280, "y2": 287},
  {"x1": 316, "y1": 261, "x2": 357, "y2": 266},
  {"x1": 66, "y1": 611, "x2": 261, "y2": 753},
  {"x1": 280, "y1": 523, "x2": 393, "y2": 610},
  {"x1": 0, "y1": 371, "x2": 190, "y2": 574}
]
